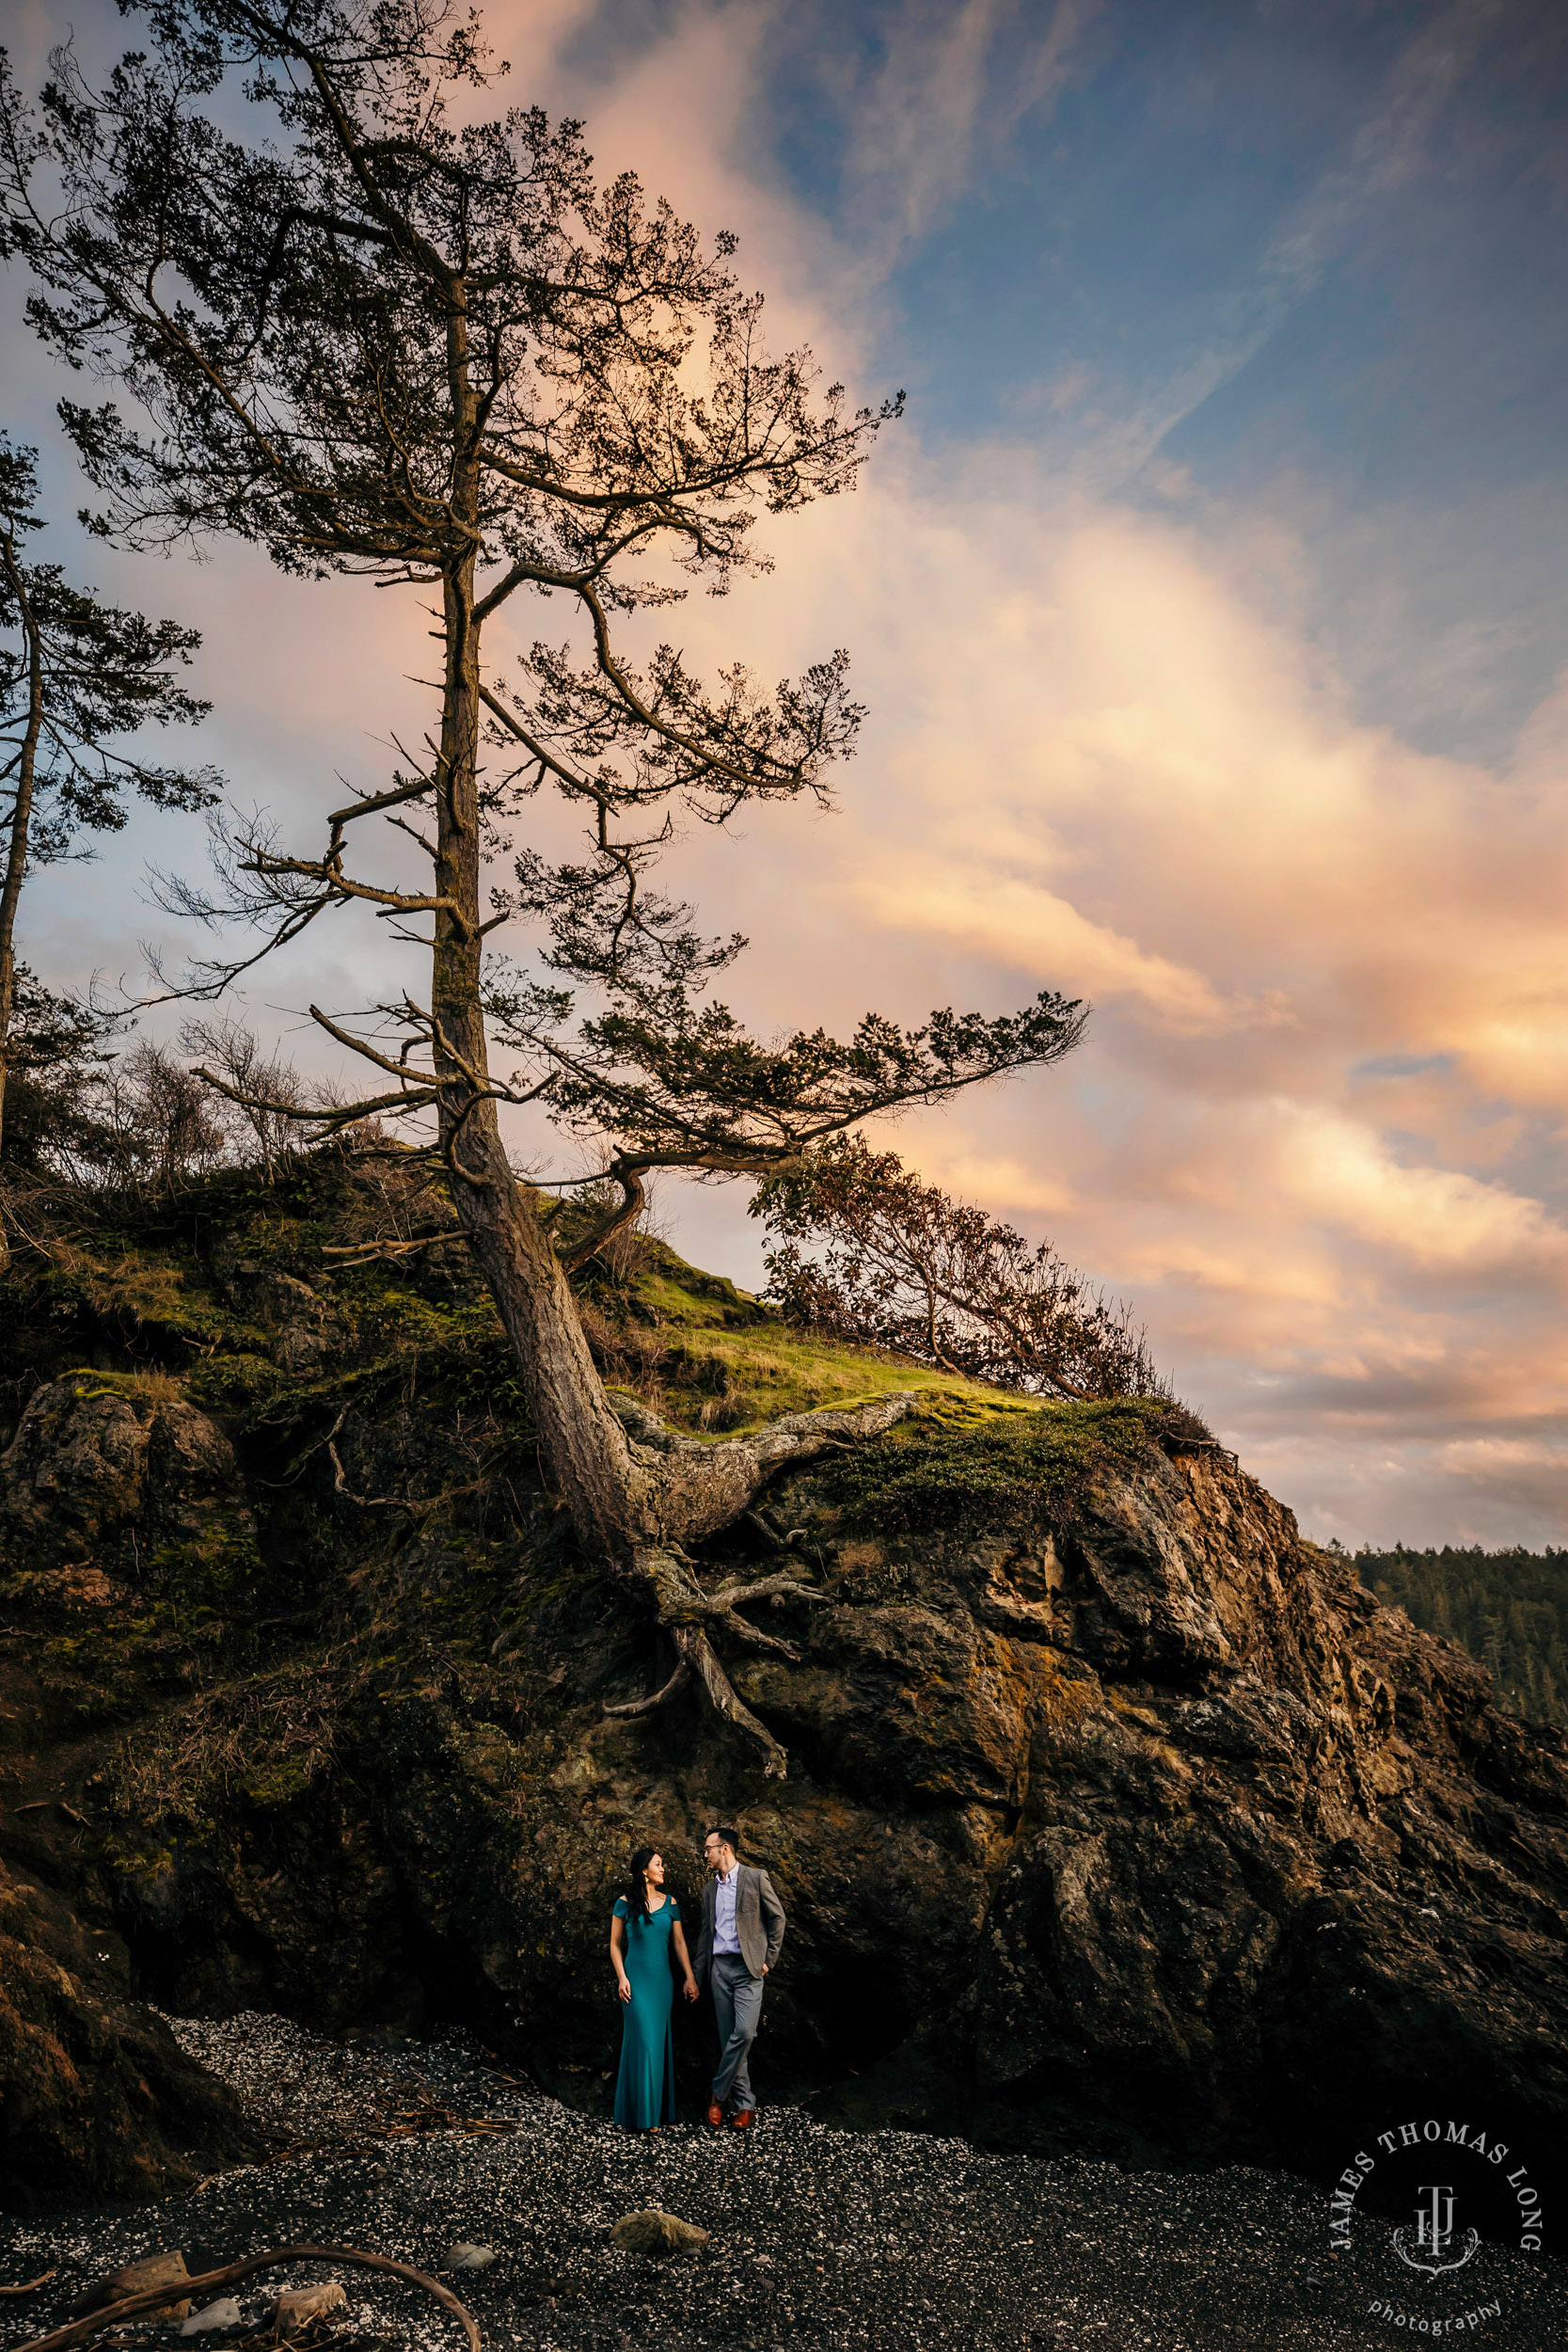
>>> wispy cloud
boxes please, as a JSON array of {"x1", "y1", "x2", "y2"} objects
[
  {"x1": 837, "y1": 0, "x2": 1089, "y2": 258},
  {"x1": 1019, "y1": 0, "x2": 1522, "y2": 498}
]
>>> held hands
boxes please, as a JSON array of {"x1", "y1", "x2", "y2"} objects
[
  {"x1": 616, "y1": 1975, "x2": 632, "y2": 2004},
  {"x1": 683, "y1": 1978, "x2": 699, "y2": 2003}
]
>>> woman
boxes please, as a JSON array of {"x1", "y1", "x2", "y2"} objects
[{"x1": 610, "y1": 1846, "x2": 698, "y2": 2131}]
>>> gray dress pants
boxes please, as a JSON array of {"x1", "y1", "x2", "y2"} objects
[{"x1": 709, "y1": 1951, "x2": 764, "y2": 2111}]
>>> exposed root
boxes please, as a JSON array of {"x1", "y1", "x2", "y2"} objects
[
  {"x1": 607, "y1": 1388, "x2": 923, "y2": 1544},
  {"x1": 676, "y1": 1619, "x2": 788, "y2": 1778},
  {"x1": 604, "y1": 1545, "x2": 821, "y2": 1776},
  {"x1": 602, "y1": 1652, "x2": 693, "y2": 1719},
  {"x1": 601, "y1": 1390, "x2": 923, "y2": 1775}
]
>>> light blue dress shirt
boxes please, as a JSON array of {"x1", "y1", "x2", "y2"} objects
[{"x1": 713, "y1": 1867, "x2": 741, "y2": 1955}]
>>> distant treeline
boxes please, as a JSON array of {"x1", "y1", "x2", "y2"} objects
[{"x1": 1357, "y1": 1547, "x2": 1568, "y2": 1728}]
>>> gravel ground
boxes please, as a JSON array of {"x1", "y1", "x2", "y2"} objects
[{"x1": 2, "y1": 2014, "x2": 1563, "y2": 2352}]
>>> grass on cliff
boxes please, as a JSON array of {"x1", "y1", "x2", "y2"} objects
[
  {"x1": 0, "y1": 1149, "x2": 1174, "y2": 1546},
  {"x1": 600, "y1": 1254, "x2": 1012, "y2": 1437}
]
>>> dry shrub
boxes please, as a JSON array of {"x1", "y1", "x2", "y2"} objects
[{"x1": 110, "y1": 1666, "x2": 341, "y2": 1827}]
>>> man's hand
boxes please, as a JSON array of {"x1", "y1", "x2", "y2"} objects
[{"x1": 760, "y1": 1964, "x2": 768, "y2": 1976}]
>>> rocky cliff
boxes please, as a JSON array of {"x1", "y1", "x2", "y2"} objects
[{"x1": 2, "y1": 1156, "x2": 1565, "y2": 2214}]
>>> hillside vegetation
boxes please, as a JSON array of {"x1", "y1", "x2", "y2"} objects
[
  {"x1": 5, "y1": 1143, "x2": 1568, "y2": 2220},
  {"x1": 1357, "y1": 1544, "x2": 1568, "y2": 1727}
]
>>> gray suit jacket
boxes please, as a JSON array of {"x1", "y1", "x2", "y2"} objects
[{"x1": 693, "y1": 1865, "x2": 785, "y2": 1985}]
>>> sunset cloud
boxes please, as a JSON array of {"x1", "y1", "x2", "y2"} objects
[{"x1": 8, "y1": 0, "x2": 1566, "y2": 1548}]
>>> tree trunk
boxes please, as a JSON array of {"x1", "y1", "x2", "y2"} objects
[
  {"x1": 0, "y1": 523, "x2": 45, "y2": 1263},
  {"x1": 425, "y1": 558, "x2": 920, "y2": 1571},
  {"x1": 420, "y1": 548, "x2": 927, "y2": 1772},
  {"x1": 415, "y1": 351, "x2": 922, "y2": 1774},
  {"x1": 428, "y1": 530, "x2": 657, "y2": 1554}
]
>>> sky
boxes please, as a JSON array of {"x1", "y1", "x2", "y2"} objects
[{"x1": 4, "y1": 0, "x2": 1568, "y2": 1548}]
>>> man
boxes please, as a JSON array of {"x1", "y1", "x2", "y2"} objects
[{"x1": 691, "y1": 1825, "x2": 785, "y2": 2131}]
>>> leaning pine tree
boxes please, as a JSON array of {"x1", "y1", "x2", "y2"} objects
[{"x1": 1, "y1": 0, "x2": 1092, "y2": 1771}]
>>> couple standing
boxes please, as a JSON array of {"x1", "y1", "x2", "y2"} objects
[{"x1": 609, "y1": 1826, "x2": 785, "y2": 2133}]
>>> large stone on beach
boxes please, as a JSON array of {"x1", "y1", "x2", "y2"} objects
[{"x1": 610, "y1": 2211, "x2": 709, "y2": 2256}]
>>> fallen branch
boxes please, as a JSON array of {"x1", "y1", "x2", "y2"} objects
[
  {"x1": 320, "y1": 1235, "x2": 444, "y2": 1263},
  {"x1": 1, "y1": 2274, "x2": 56, "y2": 2296},
  {"x1": 10, "y1": 2247, "x2": 481, "y2": 2352},
  {"x1": 324, "y1": 1406, "x2": 422, "y2": 1517}
]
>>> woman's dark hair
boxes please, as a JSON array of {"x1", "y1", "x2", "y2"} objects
[{"x1": 626, "y1": 1844, "x2": 658, "y2": 1929}]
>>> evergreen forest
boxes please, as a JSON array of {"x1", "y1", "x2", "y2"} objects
[{"x1": 1357, "y1": 1546, "x2": 1568, "y2": 1727}]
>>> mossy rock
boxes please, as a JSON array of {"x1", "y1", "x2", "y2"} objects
[{"x1": 813, "y1": 1393, "x2": 1163, "y2": 1537}]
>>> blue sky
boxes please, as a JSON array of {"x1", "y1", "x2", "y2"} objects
[{"x1": 5, "y1": 0, "x2": 1568, "y2": 1545}]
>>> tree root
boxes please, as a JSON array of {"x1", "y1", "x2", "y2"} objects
[
  {"x1": 608, "y1": 1387, "x2": 923, "y2": 1542},
  {"x1": 600, "y1": 1389, "x2": 924, "y2": 1777},
  {"x1": 602, "y1": 1651, "x2": 693, "y2": 1719},
  {"x1": 674, "y1": 1619, "x2": 788, "y2": 1777},
  {"x1": 605, "y1": 1547, "x2": 834, "y2": 1777}
]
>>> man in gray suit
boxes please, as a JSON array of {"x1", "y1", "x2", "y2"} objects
[{"x1": 692, "y1": 1825, "x2": 785, "y2": 2130}]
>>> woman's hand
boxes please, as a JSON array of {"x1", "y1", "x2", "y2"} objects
[
  {"x1": 617, "y1": 1974, "x2": 632, "y2": 2004},
  {"x1": 683, "y1": 1977, "x2": 699, "y2": 2003}
]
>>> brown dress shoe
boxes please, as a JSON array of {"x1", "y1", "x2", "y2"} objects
[
  {"x1": 730, "y1": 2106, "x2": 754, "y2": 2130},
  {"x1": 705, "y1": 2100, "x2": 724, "y2": 2127}
]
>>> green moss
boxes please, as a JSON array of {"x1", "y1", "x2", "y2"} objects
[
  {"x1": 813, "y1": 1393, "x2": 1162, "y2": 1537},
  {"x1": 618, "y1": 1250, "x2": 1012, "y2": 1438},
  {"x1": 186, "y1": 1352, "x2": 287, "y2": 1410},
  {"x1": 54, "y1": 1365, "x2": 184, "y2": 1406}
]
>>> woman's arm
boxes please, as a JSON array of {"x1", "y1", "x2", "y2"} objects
[
  {"x1": 610, "y1": 1913, "x2": 631, "y2": 2002},
  {"x1": 671, "y1": 1918, "x2": 700, "y2": 2002}
]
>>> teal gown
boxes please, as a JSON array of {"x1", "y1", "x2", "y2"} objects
[{"x1": 612, "y1": 1895, "x2": 680, "y2": 2128}]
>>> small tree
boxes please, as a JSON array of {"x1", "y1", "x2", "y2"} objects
[
  {"x1": 0, "y1": 434, "x2": 219, "y2": 1248},
  {"x1": 95, "y1": 1036, "x2": 230, "y2": 1198},
  {"x1": 178, "y1": 1013, "x2": 311, "y2": 1182},
  {"x1": 0, "y1": 964, "x2": 123, "y2": 1181},
  {"x1": 754, "y1": 1135, "x2": 1171, "y2": 1402},
  {"x1": 2, "y1": 2, "x2": 1089, "y2": 1770}
]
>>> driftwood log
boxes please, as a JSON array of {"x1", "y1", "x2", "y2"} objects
[{"x1": 9, "y1": 2248, "x2": 481, "y2": 2352}]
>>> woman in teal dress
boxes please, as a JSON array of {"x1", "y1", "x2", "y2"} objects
[{"x1": 610, "y1": 1846, "x2": 699, "y2": 2130}]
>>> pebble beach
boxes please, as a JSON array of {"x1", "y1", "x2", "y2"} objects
[{"x1": 2, "y1": 2014, "x2": 1564, "y2": 2352}]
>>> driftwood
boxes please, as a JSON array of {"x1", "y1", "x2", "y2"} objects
[
  {"x1": 1, "y1": 2275, "x2": 57, "y2": 2296},
  {"x1": 9, "y1": 2248, "x2": 481, "y2": 2352}
]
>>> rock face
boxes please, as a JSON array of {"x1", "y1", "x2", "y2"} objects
[
  {"x1": 1, "y1": 1375, "x2": 248, "y2": 1565},
  {"x1": 0, "y1": 1858, "x2": 257, "y2": 2213},
  {"x1": 3, "y1": 1218, "x2": 1567, "y2": 2216}
]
